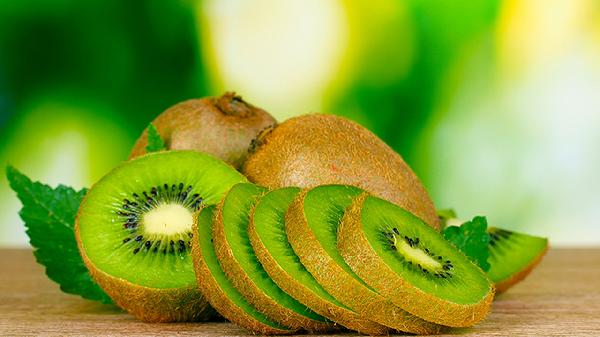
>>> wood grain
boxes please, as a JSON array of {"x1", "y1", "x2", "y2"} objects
[{"x1": 0, "y1": 248, "x2": 599, "y2": 336}]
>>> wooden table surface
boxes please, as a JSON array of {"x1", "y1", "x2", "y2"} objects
[{"x1": 1, "y1": 248, "x2": 599, "y2": 336}]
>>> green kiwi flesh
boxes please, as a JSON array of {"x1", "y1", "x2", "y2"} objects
[
  {"x1": 213, "y1": 183, "x2": 330, "y2": 331},
  {"x1": 76, "y1": 150, "x2": 248, "y2": 321},
  {"x1": 487, "y1": 227, "x2": 548, "y2": 293},
  {"x1": 191, "y1": 206, "x2": 292, "y2": 335},
  {"x1": 337, "y1": 194, "x2": 495, "y2": 327},
  {"x1": 248, "y1": 187, "x2": 389, "y2": 335},
  {"x1": 286, "y1": 185, "x2": 444, "y2": 334}
]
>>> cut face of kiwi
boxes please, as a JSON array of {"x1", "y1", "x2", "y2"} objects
[
  {"x1": 286, "y1": 185, "x2": 444, "y2": 335},
  {"x1": 212, "y1": 183, "x2": 330, "y2": 332},
  {"x1": 190, "y1": 205, "x2": 292, "y2": 335},
  {"x1": 337, "y1": 193, "x2": 495, "y2": 328},
  {"x1": 487, "y1": 227, "x2": 548, "y2": 293},
  {"x1": 248, "y1": 187, "x2": 389, "y2": 335},
  {"x1": 75, "y1": 150, "x2": 248, "y2": 322}
]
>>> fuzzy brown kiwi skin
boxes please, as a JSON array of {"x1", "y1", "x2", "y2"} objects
[
  {"x1": 75, "y1": 206, "x2": 212, "y2": 322},
  {"x1": 337, "y1": 193, "x2": 495, "y2": 328},
  {"x1": 130, "y1": 92, "x2": 277, "y2": 169},
  {"x1": 212, "y1": 192, "x2": 332, "y2": 332},
  {"x1": 285, "y1": 189, "x2": 445, "y2": 335},
  {"x1": 247, "y1": 204, "x2": 390, "y2": 336},
  {"x1": 190, "y1": 208, "x2": 292, "y2": 335},
  {"x1": 242, "y1": 113, "x2": 440, "y2": 229},
  {"x1": 496, "y1": 246, "x2": 549, "y2": 293}
]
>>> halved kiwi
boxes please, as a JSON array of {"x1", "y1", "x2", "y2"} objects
[
  {"x1": 337, "y1": 193, "x2": 495, "y2": 327},
  {"x1": 248, "y1": 187, "x2": 390, "y2": 335},
  {"x1": 487, "y1": 227, "x2": 548, "y2": 293},
  {"x1": 75, "y1": 150, "x2": 248, "y2": 322},
  {"x1": 212, "y1": 183, "x2": 331, "y2": 331},
  {"x1": 286, "y1": 185, "x2": 444, "y2": 334},
  {"x1": 191, "y1": 205, "x2": 292, "y2": 335}
]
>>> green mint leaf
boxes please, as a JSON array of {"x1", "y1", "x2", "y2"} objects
[
  {"x1": 146, "y1": 123, "x2": 166, "y2": 152},
  {"x1": 6, "y1": 166, "x2": 113, "y2": 304},
  {"x1": 442, "y1": 216, "x2": 491, "y2": 271}
]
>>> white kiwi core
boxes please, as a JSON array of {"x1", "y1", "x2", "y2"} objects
[
  {"x1": 396, "y1": 237, "x2": 442, "y2": 271},
  {"x1": 142, "y1": 203, "x2": 193, "y2": 235}
]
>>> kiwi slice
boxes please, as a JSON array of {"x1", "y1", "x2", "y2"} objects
[
  {"x1": 248, "y1": 187, "x2": 390, "y2": 335},
  {"x1": 75, "y1": 150, "x2": 248, "y2": 322},
  {"x1": 191, "y1": 205, "x2": 292, "y2": 335},
  {"x1": 487, "y1": 227, "x2": 548, "y2": 293},
  {"x1": 212, "y1": 183, "x2": 331, "y2": 331},
  {"x1": 337, "y1": 193, "x2": 495, "y2": 327},
  {"x1": 130, "y1": 92, "x2": 277, "y2": 169},
  {"x1": 286, "y1": 185, "x2": 444, "y2": 334}
]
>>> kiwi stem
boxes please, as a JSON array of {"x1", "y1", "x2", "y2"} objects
[{"x1": 215, "y1": 92, "x2": 254, "y2": 117}]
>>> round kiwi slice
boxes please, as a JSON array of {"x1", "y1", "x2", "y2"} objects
[
  {"x1": 487, "y1": 227, "x2": 548, "y2": 293},
  {"x1": 212, "y1": 183, "x2": 331, "y2": 332},
  {"x1": 286, "y1": 185, "x2": 444, "y2": 334},
  {"x1": 130, "y1": 92, "x2": 277, "y2": 169},
  {"x1": 75, "y1": 150, "x2": 248, "y2": 322},
  {"x1": 242, "y1": 113, "x2": 440, "y2": 229},
  {"x1": 337, "y1": 193, "x2": 495, "y2": 328},
  {"x1": 248, "y1": 187, "x2": 390, "y2": 335},
  {"x1": 191, "y1": 205, "x2": 292, "y2": 335}
]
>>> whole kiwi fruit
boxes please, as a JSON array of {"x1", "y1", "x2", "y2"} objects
[
  {"x1": 243, "y1": 113, "x2": 440, "y2": 229},
  {"x1": 130, "y1": 92, "x2": 277, "y2": 169}
]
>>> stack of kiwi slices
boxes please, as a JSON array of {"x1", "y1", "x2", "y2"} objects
[
  {"x1": 188, "y1": 182, "x2": 499, "y2": 334},
  {"x1": 73, "y1": 93, "x2": 547, "y2": 334}
]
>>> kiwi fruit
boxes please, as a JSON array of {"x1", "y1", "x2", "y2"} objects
[
  {"x1": 487, "y1": 227, "x2": 548, "y2": 293},
  {"x1": 75, "y1": 150, "x2": 248, "y2": 322},
  {"x1": 191, "y1": 205, "x2": 292, "y2": 335},
  {"x1": 242, "y1": 113, "x2": 440, "y2": 229},
  {"x1": 212, "y1": 183, "x2": 331, "y2": 332},
  {"x1": 337, "y1": 193, "x2": 495, "y2": 327},
  {"x1": 286, "y1": 185, "x2": 444, "y2": 334},
  {"x1": 248, "y1": 187, "x2": 390, "y2": 335},
  {"x1": 130, "y1": 92, "x2": 277, "y2": 169}
]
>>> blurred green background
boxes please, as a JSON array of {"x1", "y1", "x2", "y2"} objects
[{"x1": 2, "y1": 0, "x2": 599, "y2": 247}]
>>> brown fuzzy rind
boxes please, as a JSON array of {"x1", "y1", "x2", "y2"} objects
[
  {"x1": 212, "y1": 195, "x2": 331, "y2": 332},
  {"x1": 496, "y1": 245, "x2": 549, "y2": 293},
  {"x1": 190, "y1": 210, "x2": 292, "y2": 335},
  {"x1": 75, "y1": 222, "x2": 211, "y2": 322},
  {"x1": 130, "y1": 92, "x2": 277, "y2": 169},
  {"x1": 337, "y1": 194, "x2": 495, "y2": 328},
  {"x1": 242, "y1": 114, "x2": 440, "y2": 229},
  {"x1": 248, "y1": 208, "x2": 390, "y2": 336},
  {"x1": 285, "y1": 190, "x2": 445, "y2": 334}
]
